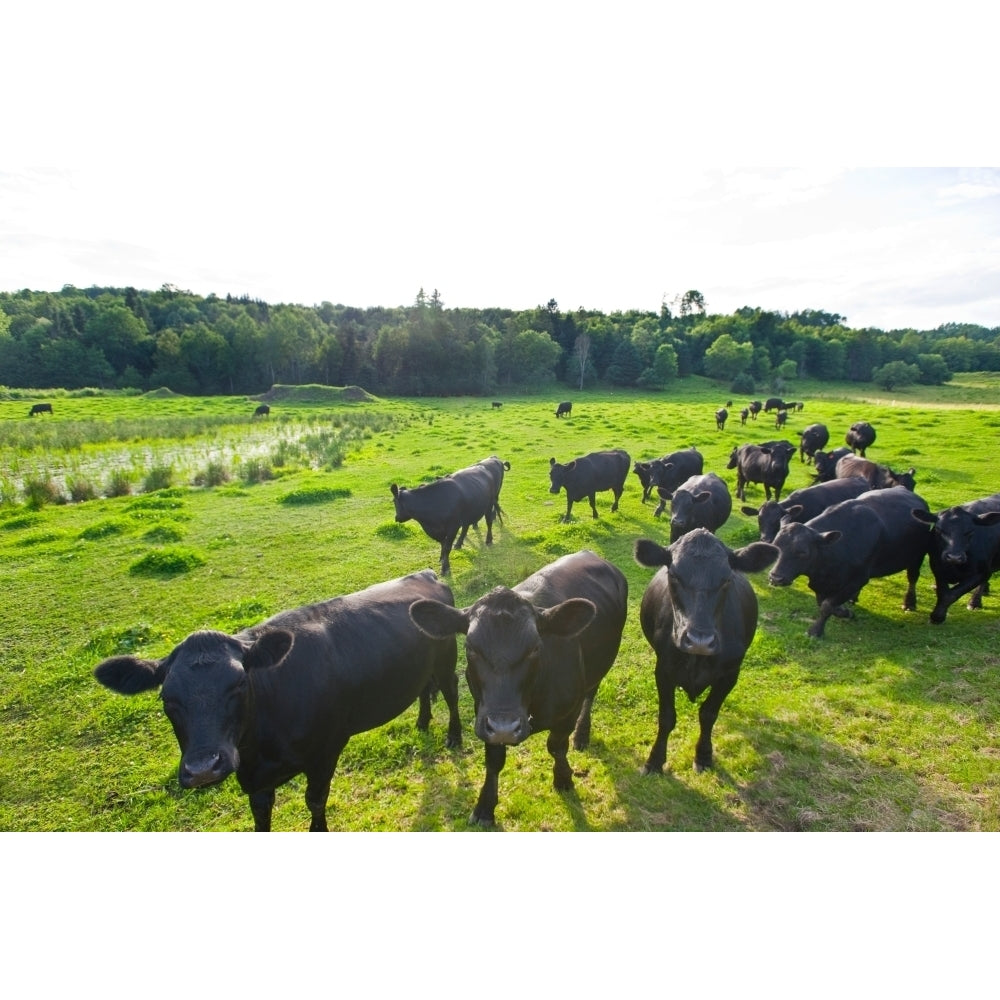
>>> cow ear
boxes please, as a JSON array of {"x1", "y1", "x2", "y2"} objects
[
  {"x1": 409, "y1": 599, "x2": 469, "y2": 638},
  {"x1": 784, "y1": 504, "x2": 804, "y2": 520},
  {"x1": 390, "y1": 483, "x2": 400, "y2": 497},
  {"x1": 692, "y1": 491, "x2": 712, "y2": 505},
  {"x1": 819, "y1": 530, "x2": 842, "y2": 546},
  {"x1": 730, "y1": 542, "x2": 779, "y2": 574},
  {"x1": 94, "y1": 655, "x2": 168, "y2": 694},
  {"x1": 911, "y1": 508, "x2": 937, "y2": 526},
  {"x1": 656, "y1": 487, "x2": 673, "y2": 502},
  {"x1": 976, "y1": 511, "x2": 1000, "y2": 527},
  {"x1": 740, "y1": 505, "x2": 760, "y2": 517},
  {"x1": 634, "y1": 537, "x2": 671, "y2": 568},
  {"x1": 537, "y1": 598, "x2": 596, "y2": 639},
  {"x1": 549, "y1": 458, "x2": 556, "y2": 467},
  {"x1": 243, "y1": 630, "x2": 294, "y2": 672}
]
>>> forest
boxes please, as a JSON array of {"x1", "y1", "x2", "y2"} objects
[{"x1": 1, "y1": 283, "x2": 998, "y2": 396}]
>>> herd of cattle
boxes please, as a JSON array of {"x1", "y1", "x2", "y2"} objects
[{"x1": 93, "y1": 405, "x2": 1000, "y2": 831}]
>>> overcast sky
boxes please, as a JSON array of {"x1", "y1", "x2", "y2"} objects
[{"x1": 2, "y1": 4, "x2": 997, "y2": 332}]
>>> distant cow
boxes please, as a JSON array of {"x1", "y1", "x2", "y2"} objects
[
  {"x1": 835, "y1": 454, "x2": 916, "y2": 491},
  {"x1": 253, "y1": 404, "x2": 270, "y2": 418},
  {"x1": 633, "y1": 449, "x2": 703, "y2": 505},
  {"x1": 740, "y1": 407, "x2": 749, "y2": 425},
  {"x1": 774, "y1": 409, "x2": 788, "y2": 430},
  {"x1": 654, "y1": 472, "x2": 732, "y2": 542},
  {"x1": 764, "y1": 397, "x2": 787, "y2": 413},
  {"x1": 93, "y1": 570, "x2": 462, "y2": 831},
  {"x1": 491, "y1": 401, "x2": 503, "y2": 409},
  {"x1": 768, "y1": 487, "x2": 931, "y2": 638},
  {"x1": 912, "y1": 493, "x2": 1000, "y2": 624},
  {"x1": 549, "y1": 449, "x2": 630, "y2": 522},
  {"x1": 634, "y1": 531, "x2": 778, "y2": 774},
  {"x1": 846, "y1": 421, "x2": 876, "y2": 456},
  {"x1": 727, "y1": 441, "x2": 795, "y2": 502},
  {"x1": 409, "y1": 550, "x2": 628, "y2": 826},
  {"x1": 391, "y1": 455, "x2": 510, "y2": 574},
  {"x1": 715, "y1": 407, "x2": 728, "y2": 430},
  {"x1": 798, "y1": 423, "x2": 829, "y2": 463},
  {"x1": 812, "y1": 447, "x2": 853, "y2": 482},
  {"x1": 555, "y1": 401, "x2": 572, "y2": 418},
  {"x1": 741, "y1": 476, "x2": 870, "y2": 543},
  {"x1": 786, "y1": 401, "x2": 804, "y2": 412},
  {"x1": 28, "y1": 403, "x2": 52, "y2": 416},
  {"x1": 748, "y1": 400, "x2": 762, "y2": 421}
]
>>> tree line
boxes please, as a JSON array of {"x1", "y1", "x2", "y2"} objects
[{"x1": 1, "y1": 284, "x2": 997, "y2": 396}]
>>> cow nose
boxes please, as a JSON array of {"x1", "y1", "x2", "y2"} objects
[
  {"x1": 179, "y1": 752, "x2": 227, "y2": 788},
  {"x1": 483, "y1": 715, "x2": 526, "y2": 745},
  {"x1": 943, "y1": 553, "x2": 966, "y2": 566},
  {"x1": 680, "y1": 629, "x2": 718, "y2": 656}
]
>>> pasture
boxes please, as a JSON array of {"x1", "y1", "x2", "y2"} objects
[{"x1": 2, "y1": 377, "x2": 999, "y2": 831}]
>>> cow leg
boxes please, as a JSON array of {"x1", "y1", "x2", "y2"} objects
[
  {"x1": 931, "y1": 574, "x2": 988, "y2": 623},
  {"x1": 562, "y1": 498, "x2": 575, "y2": 523},
  {"x1": 471, "y1": 742, "x2": 507, "y2": 826},
  {"x1": 416, "y1": 684, "x2": 433, "y2": 730},
  {"x1": 439, "y1": 529, "x2": 459, "y2": 574},
  {"x1": 642, "y1": 665, "x2": 677, "y2": 775},
  {"x1": 969, "y1": 579, "x2": 990, "y2": 610},
  {"x1": 694, "y1": 674, "x2": 738, "y2": 772},
  {"x1": 572, "y1": 692, "x2": 595, "y2": 750},
  {"x1": 548, "y1": 727, "x2": 575, "y2": 791},
  {"x1": 610, "y1": 489, "x2": 622, "y2": 513},
  {"x1": 437, "y1": 669, "x2": 463, "y2": 748},
  {"x1": 453, "y1": 525, "x2": 470, "y2": 550},
  {"x1": 588, "y1": 493, "x2": 599, "y2": 518},
  {"x1": 248, "y1": 789, "x2": 276, "y2": 832},
  {"x1": 484, "y1": 512, "x2": 495, "y2": 546},
  {"x1": 901, "y1": 563, "x2": 920, "y2": 612}
]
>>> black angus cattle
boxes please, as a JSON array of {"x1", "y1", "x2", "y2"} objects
[
  {"x1": 726, "y1": 441, "x2": 795, "y2": 502},
  {"x1": 812, "y1": 447, "x2": 853, "y2": 482},
  {"x1": 555, "y1": 401, "x2": 572, "y2": 418},
  {"x1": 646, "y1": 447, "x2": 704, "y2": 497},
  {"x1": 253, "y1": 404, "x2": 270, "y2": 418},
  {"x1": 409, "y1": 550, "x2": 628, "y2": 826},
  {"x1": 715, "y1": 407, "x2": 728, "y2": 430},
  {"x1": 774, "y1": 409, "x2": 788, "y2": 430},
  {"x1": 798, "y1": 423, "x2": 829, "y2": 463},
  {"x1": 768, "y1": 487, "x2": 931, "y2": 638},
  {"x1": 912, "y1": 493, "x2": 1000, "y2": 624},
  {"x1": 764, "y1": 397, "x2": 787, "y2": 412},
  {"x1": 846, "y1": 421, "x2": 876, "y2": 456},
  {"x1": 549, "y1": 448, "x2": 630, "y2": 522},
  {"x1": 835, "y1": 453, "x2": 916, "y2": 491},
  {"x1": 634, "y1": 531, "x2": 778, "y2": 774},
  {"x1": 93, "y1": 570, "x2": 462, "y2": 831},
  {"x1": 391, "y1": 455, "x2": 510, "y2": 574},
  {"x1": 654, "y1": 472, "x2": 732, "y2": 542},
  {"x1": 741, "y1": 476, "x2": 870, "y2": 543},
  {"x1": 29, "y1": 403, "x2": 53, "y2": 416},
  {"x1": 748, "y1": 400, "x2": 762, "y2": 420},
  {"x1": 740, "y1": 407, "x2": 749, "y2": 426},
  {"x1": 491, "y1": 401, "x2": 503, "y2": 409},
  {"x1": 786, "y1": 401, "x2": 804, "y2": 412}
]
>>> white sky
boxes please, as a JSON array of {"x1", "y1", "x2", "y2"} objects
[{"x1": 2, "y1": 3, "x2": 998, "y2": 331}]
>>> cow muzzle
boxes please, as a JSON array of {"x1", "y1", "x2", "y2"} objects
[
  {"x1": 179, "y1": 750, "x2": 235, "y2": 789},
  {"x1": 677, "y1": 628, "x2": 719, "y2": 656},
  {"x1": 479, "y1": 712, "x2": 530, "y2": 745}
]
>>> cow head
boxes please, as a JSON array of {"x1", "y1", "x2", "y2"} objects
[
  {"x1": 409, "y1": 589, "x2": 595, "y2": 745},
  {"x1": 94, "y1": 628, "x2": 294, "y2": 789},
  {"x1": 390, "y1": 483, "x2": 411, "y2": 522},
  {"x1": 668, "y1": 488, "x2": 712, "y2": 541},
  {"x1": 549, "y1": 457, "x2": 571, "y2": 495},
  {"x1": 912, "y1": 506, "x2": 1000, "y2": 565},
  {"x1": 767, "y1": 521, "x2": 841, "y2": 587}
]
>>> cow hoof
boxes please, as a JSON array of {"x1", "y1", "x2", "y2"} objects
[
  {"x1": 469, "y1": 812, "x2": 495, "y2": 828},
  {"x1": 640, "y1": 763, "x2": 664, "y2": 776},
  {"x1": 929, "y1": 612, "x2": 946, "y2": 625}
]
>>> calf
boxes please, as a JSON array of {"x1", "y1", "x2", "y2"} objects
[
  {"x1": 29, "y1": 402, "x2": 53, "y2": 416},
  {"x1": 549, "y1": 448, "x2": 630, "y2": 521},
  {"x1": 741, "y1": 476, "x2": 870, "y2": 543},
  {"x1": 846, "y1": 421, "x2": 876, "y2": 456},
  {"x1": 812, "y1": 447, "x2": 853, "y2": 482},
  {"x1": 912, "y1": 493, "x2": 1000, "y2": 624},
  {"x1": 768, "y1": 487, "x2": 931, "y2": 638},
  {"x1": 798, "y1": 423, "x2": 829, "y2": 463},
  {"x1": 727, "y1": 441, "x2": 794, "y2": 502},
  {"x1": 835, "y1": 454, "x2": 915, "y2": 491},
  {"x1": 774, "y1": 409, "x2": 788, "y2": 430},
  {"x1": 748, "y1": 400, "x2": 762, "y2": 421},
  {"x1": 93, "y1": 570, "x2": 462, "y2": 831},
  {"x1": 555, "y1": 400, "x2": 572, "y2": 418},
  {"x1": 409, "y1": 550, "x2": 628, "y2": 826},
  {"x1": 715, "y1": 407, "x2": 728, "y2": 430},
  {"x1": 740, "y1": 407, "x2": 749, "y2": 426},
  {"x1": 253, "y1": 404, "x2": 270, "y2": 418},
  {"x1": 634, "y1": 532, "x2": 778, "y2": 773},
  {"x1": 654, "y1": 472, "x2": 732, "y2": 543}
]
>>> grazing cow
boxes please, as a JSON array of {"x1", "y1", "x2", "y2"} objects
[
  {"x1": 741, "y1": 476, "x2": 870, "y2": 543},
  {"x1": 748, "y1": 400, "x2": 762, "y2": 421},
  {"x1": 491, "y1": 401, "x2": 503, "y2": 409},
  {"x1": 549, "y1": 449, "x2": 630, "y2": 522},
  {"x1": 727, "y1": 441, "x2": 794, "y2": 502},
  {"x1": 555, "y1": 401, "x2": 572, "y2": 418},
  {"x1": 768, "y1": 487, "x2": 931, "y2": 638},
  {"x1": 786, "y1": 401, "x2": 804, "y2": 412},
  {"x1": 764, "y1": 397, "x2": 787, "y2": 413},
  {"x1": 912, "y1": 493, "x2": 1000, "y2": 624},
  {"x1": 812, "y1": 447, "x2": 853, "y2": 482},
  {"x1": 409, "y1": 550, "x2": 628, "y2": 826},
  {"x1": 28, "y1": 403, "x2": 53, "y2": 416},
  {"x1": 846, "y1": 421, "x2": 876, "y2": 456},
  {"x1": 634, "y1": 532, "x2": 778, "y2": 774},
  {"x1": 774, "y1": 409, "x2": 788, "y2": 430},
  {"x1": 740, "y1": 407, "x2": 749, "y2": 426},
  {"x1": 715, "y1": 407, "x2": 728, "y2": 430},
  {"x1": 654, "y1": 472, "x2": 732, "y2": 542},
  {"x1": 391, "y1": 455, "x2": 510, "y2": 574},
  {"x1": 253, "y1": 404, "x2": 270, "y2": 418},
  {"x1": 798, "y1": 423, "x2": 829, "y2": 463},
  {"x1": 835, "y1": 454, "x2": 916, "y2": 491},
  {"x1": 93, "y1": 570, "x2": 462, "y2": 831}
]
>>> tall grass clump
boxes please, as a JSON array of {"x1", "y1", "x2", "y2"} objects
[
  {"x1": 105, "y1": 469, "x2": 133, "y2": 498},
  {"x1": 142, "y1": 465, "x2": 174, "y2": 492},
  {"x1": 66, "y1": 476, "x2": 99, "y2": 503},
  {"x1": 24, "y1": 475, "x2": 64, "y2": 509},
  {"x1": 239, "y1": 457, "x2": 274, "y2": 485},
  {"x1": 193, "y1": 460, "x2": 230, "y2": 487},
  {"x1": 0, "y1": 476, "x2": 18, "y2": 506}
]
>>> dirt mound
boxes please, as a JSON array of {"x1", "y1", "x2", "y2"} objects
[
  {"x1": 143, "y1": 387, "x2": 182, "y2": 398},
  {"x1": 255, "y1": 384, "x2": 377, "y2": 404}
]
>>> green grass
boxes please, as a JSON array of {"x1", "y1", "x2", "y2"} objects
[{"x1": 3, "y1": 374, "x2": 1000, "y2": 831}]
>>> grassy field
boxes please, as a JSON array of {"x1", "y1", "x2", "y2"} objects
[{"x1": 2, "y1": 375, "x2": 999, "y2": 831}]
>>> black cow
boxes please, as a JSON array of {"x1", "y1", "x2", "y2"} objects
[
  {"x1": 646, "y1": 447, "x2": 704, "y2": 497},
  {"x1": 555, "y1": 401, "x2": 572, "y2": 418},
  {"x1": 798, "y1": 423, "x2": 829, "y2": 463},
  {"x1": 634, "y1": 531, "x2": 778, "y2": 774},
  {"x1": 93, "y1": 570, "x2": 462, "y2": 831},
  {"x1": 654, "y1": 472, "x2": 732, "y2": 542},
  {"x1": 715, "y1": 407, "x2": 728, "y2": 430},
  {"x1": 912, "y1": 493, "x2": 1000, "y2": 624},
  {"x1": 740, "y1": 407, "x2": 749, "y2": 426},
  {"x1": 29, "y1": 403, "x2": 53, "y2": 416},
  {"x1": 391, "y1": 455, "x2": 510, "y2": 574},
  {"x1": 764, "y1": 397, "x2": 787, "y2": 412},
  {"x1": 846, "y1": 421, "x2": 876, "y2": 456},
  {"x1": 549, "y1": 449, "x2": 630, "y2": 522},
  {"x1": 491, "y1": 401, "x2": 503, "y2": 409},
  {"x1": 727, "y1": 441, "x2": 794, "y2": 502},
  {"x1": 741, "y1": 476, "x2": 870, "y2": 543},
  {"x1": 409, "y1": 550, "x2": 628, "y2": 826},
  {"x1": 774, "y1": 409, "x2": 788, "y2": 430},
  {"x1": 835, "y1": 454, "x2": 915, "y2": 491},
  {"x1": 787, "y1": 401, "x2": 804, "y2": 412},
  {"x1": 812, "y1": 447, "x2": 853, "y2": 482},
  {"x1": 748, "y1": 400, "x2": 762, "y2": 421},
  {"x1": 253, "y1": 404, "x2": 270, "y2": 418},
  {"x1": 768, "y1": 487, "x2": 931, "y2": 638}
]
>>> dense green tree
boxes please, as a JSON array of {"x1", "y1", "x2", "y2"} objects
[
  {"x1": 606, "y1": 338, "x2": 644, "y2": 386},
  {"x1": 703, "y1": 334, "x2": 753, "y2": 382},
  {"x1": 872, "y1": 360, "x2": 919, "y2": 390},
  {"x1": 916, "y1": 353, "x2": 952, "y2": 385}
]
